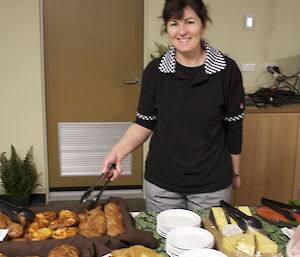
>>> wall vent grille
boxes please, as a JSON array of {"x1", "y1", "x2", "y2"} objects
[{"x1": 58, "y1": 122, "x2": 132, "y2": 176}]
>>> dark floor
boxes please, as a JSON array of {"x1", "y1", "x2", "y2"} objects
[{"x1": 31, "y1": 198, "x2": 146, "y2": 212}]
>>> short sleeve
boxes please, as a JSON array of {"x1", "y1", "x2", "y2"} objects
[
  {"x1": 223, "y1": 59, "x2": 245, "y2": 154},
  {"x1": 134, "y1": 60, "x2": 159, "y2": 130}
]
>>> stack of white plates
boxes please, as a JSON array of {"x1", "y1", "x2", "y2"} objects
[
  {"x1": 156, "y1": 209, "x2": 201, "y2": 238},
  {"x1": 178, "y1": 249, "x2": 228, "y2": 257},
  {"x1": 165, "y1": 227, "x2": 215, "y2": 257}
]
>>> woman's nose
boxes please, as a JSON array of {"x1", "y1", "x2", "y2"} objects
[{"x1": 177, "y1": 24, "x2": 188, "y2": 36}]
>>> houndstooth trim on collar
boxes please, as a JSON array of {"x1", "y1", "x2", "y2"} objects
[
  {"x1": 158, "y1": 41, "x2": 227, "y2": 74},
  {"x1": 224, "y1": 112, "x2": 245, "y2": 122}
]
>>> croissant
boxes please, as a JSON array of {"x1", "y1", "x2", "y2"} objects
[
  {"x1": 0, "y1": 213, "x2": 24, "y2": 239},
  {"x1": 27, "y1": 221, "x2": 47, "y2": 233},
  {"x1": 29, "y1": 227, "x2": 52, "y2": 241},
  {"x1": 104, "y1": 202, "x2": 124, "y2": 237},
  {"x1": 52, "y1": 227, "x2": 78, "y2": 239},
  {"x1": 7, "y1": 223, "x2": 24, "y2": 239},
  {"x1": 35, "y1": 211, "x2": 57, "y2": 222},
  {"x1": 58, "y1": 210, "x2": 77, "y2": 220},
  {"x1": 47, "y1": 244, "x2": 79, "y2": 257}
]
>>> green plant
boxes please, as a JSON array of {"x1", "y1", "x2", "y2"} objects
[
  {"x1": 150, "y1": 42, "x2": 171, "y2": 60},
  {"x1": 0, "y1": 145, "x2": 40, "y2": 199}
]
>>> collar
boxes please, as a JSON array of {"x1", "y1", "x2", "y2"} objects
[{"x1": 158, "y1": 41, "x2": 227, "y2": 74}]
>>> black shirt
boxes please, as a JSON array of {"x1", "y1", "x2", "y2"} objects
[{"x1": 135, "y1": 42, "x2": 245, "y2": 194}]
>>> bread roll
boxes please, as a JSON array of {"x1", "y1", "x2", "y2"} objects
[
  {"x1": 47, "y1": 244, "x2": 79, "y2": 257},
  {"x1": 104, "y1": 202, "x2": 125, "y2": 237},
  {"x1": 78, "y1": 207, "x2": 106, "y2": 237}
]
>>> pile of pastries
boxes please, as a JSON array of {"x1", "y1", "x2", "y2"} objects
[{"x1": 0, "y1": 202, "x2": 125, "y2": 241}]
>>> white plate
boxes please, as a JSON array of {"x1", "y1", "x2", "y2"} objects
[
  {"x1": 166, "y1": 227, "x2": 214, "y2": 250},
  {"x1": 157, "y1": 224, "x2": 172, "y2": 232},
  {"x1": 166, "y1": 244, "x2": 185, "y2": 255},
  {"x1": 166, "y1": 247, "x2": 179, "y2": 257},
  {"x1": 157, "y1": 209, "x2": 201, "y2": 229},
  {"x1": 0, "y1": 229, "x2": 9, "y2": 241},
  {"x1": 166, "y1": 237, "x2": 214, "y2": 255},
  {"x1": 178, "y1": 249, "x2": 228, "y2": 257},
  {"x1": 156, "y1": 228, "x2": 167, "y2": 238}
]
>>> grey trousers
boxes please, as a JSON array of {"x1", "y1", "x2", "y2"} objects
[{"x1": 144, "y1": 179, "x2": 232, "y2": 211}]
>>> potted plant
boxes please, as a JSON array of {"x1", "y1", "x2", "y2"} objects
[
  {"x1": 150, "y1": 42, "x2": 170, "y2": 60},
  {"x1": 0, "y1": 145, "x2": 40, "y2": 207}
]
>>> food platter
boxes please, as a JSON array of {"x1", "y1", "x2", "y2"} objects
[{"x1": 256, "y1": 205, "x2": 300, "y2": 228}]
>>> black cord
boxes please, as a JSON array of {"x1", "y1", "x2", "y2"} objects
[{"x1": 249, "y1": 68, "x2": 300, "y2": 107}]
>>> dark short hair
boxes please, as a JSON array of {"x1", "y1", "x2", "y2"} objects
[{"x1": 161, "y1": 0, "x2": 212, "y2": 32}]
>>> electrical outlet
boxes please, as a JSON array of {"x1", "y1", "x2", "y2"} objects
[{"x1": 264, "y1": 62, "x2": 278, "y2": 71}]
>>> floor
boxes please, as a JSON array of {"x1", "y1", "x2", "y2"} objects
[{"x1": 31, "y1": 198, "x2": 146, "y2": 212}]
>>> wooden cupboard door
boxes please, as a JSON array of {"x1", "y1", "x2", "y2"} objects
[
  {"x1": 43, "y1": 0, "x2": 144, "y2": 188},
  {"x1": 234, "y1": 114, "x2": 298, "y2": 206},
  {"x1": 293, "y1": 116, "x2": 300, "y2": 200}
]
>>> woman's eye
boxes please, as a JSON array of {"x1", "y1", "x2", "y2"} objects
[
  {"x1": 169, "y1": 23, "x2": 177, "y2": 26},
  {"x1": 186, "y1": 21, "x2": 195, "y2": 24}
]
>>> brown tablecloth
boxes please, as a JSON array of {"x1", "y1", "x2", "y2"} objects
[{"x1": 0, "y1": 197, "x2": 158, "y2": 257}]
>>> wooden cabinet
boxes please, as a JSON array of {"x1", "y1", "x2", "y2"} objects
[{"x1": 233, "y1": 104, "x2": 300, "y2": 206}]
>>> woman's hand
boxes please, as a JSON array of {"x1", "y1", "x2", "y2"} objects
[
  {"x1": 100, "y1": 123, "x2": 152, "y2": 182},
  {"x1": 100, "y1": 154, "x2": 122, "y2": 181},
  {"x1": 232, "y1": 176, "x2": 241, "y2": 189}
]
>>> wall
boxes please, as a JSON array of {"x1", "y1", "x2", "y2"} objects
[
  {"x1": 0, "y1": 0, "x2": 48, "y2": 198},
  {"x1": 144, "y1": 0, "x2": 300, "y2": 93}
]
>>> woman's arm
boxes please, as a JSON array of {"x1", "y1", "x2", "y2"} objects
[
  {"x1": 100, "y1": 123, "x2": 152, "y2": 180},
  {"x1": 231, "y1": 154, "x2": 241, "y2": 189}
]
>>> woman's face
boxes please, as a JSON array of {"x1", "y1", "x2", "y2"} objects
[{"x1": 166, "y1": 6, "x2": 205, "y2": 55}]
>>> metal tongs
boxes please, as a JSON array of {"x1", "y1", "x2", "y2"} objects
[
  {"x1": 261, "y1": 198, "x2": 297, "y2": 221},
  {"x1": 220, "y1": 200, "x2": 263, "y2": 230},
  {"x1": 0, "y1": 199, "x2": 35, "y2": 223},
  {"x1": 80, "y1": 163, "x2": 116, "y2": 210}
]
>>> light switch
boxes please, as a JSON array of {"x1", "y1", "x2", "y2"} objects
[
  {"x1": 241, "y1": 63, "x2": 256, "y2": 72},
  {"x1": 244, "y1": 15, "x2": 255, "y2": 29}
]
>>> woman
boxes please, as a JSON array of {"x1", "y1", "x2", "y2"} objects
[{"x1": 101, "y1": 0, "x2": 245, "y2": 211}]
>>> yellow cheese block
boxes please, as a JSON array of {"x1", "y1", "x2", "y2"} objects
[
  {"x1": 235, "y1": 233, "x2": 255, "y2": 256},
  {"x1": 238, "y1": 206, "x2": 253, "y2": 216},
  {"x1": 251, "y1": 230, "x2": 278, "y2": 253},
  {"x1": 211, "y1": 207, "x2": 228, "y2": 230},
  {"x1": 223, "y1": 233, "x2": 245, "y2": 252},
  {"x1": 227, "y1": 206, "x2": 252, "y2": 225}
]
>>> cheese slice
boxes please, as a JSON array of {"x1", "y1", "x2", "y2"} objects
[
  {"x1": 223, "y1": 233, "x2": 245, "y2": 252},
  {"x1": 238, "y1": 206, "x2": 253, "y2": 216},
  {"x1": 235, "y1": 233, "x2": 255, "y2": 256},
  {"x1": 251, "y1": 230, "x2": 278, "y2": 253},
  {"x1": 211, "y1": 207, "x2": 228, "y2": 230}
]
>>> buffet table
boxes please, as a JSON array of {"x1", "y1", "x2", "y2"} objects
[{"x1": 134, "y1": 209, "x2": 291, "y2": 257}]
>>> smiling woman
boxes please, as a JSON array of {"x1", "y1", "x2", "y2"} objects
[{"x1": 100, "y1": 0, "x2": 245, "y2": 212}]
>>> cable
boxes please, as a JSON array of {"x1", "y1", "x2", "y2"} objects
[{"x1": 249, "y1": 66, "x2": 300, "y2": 107}]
